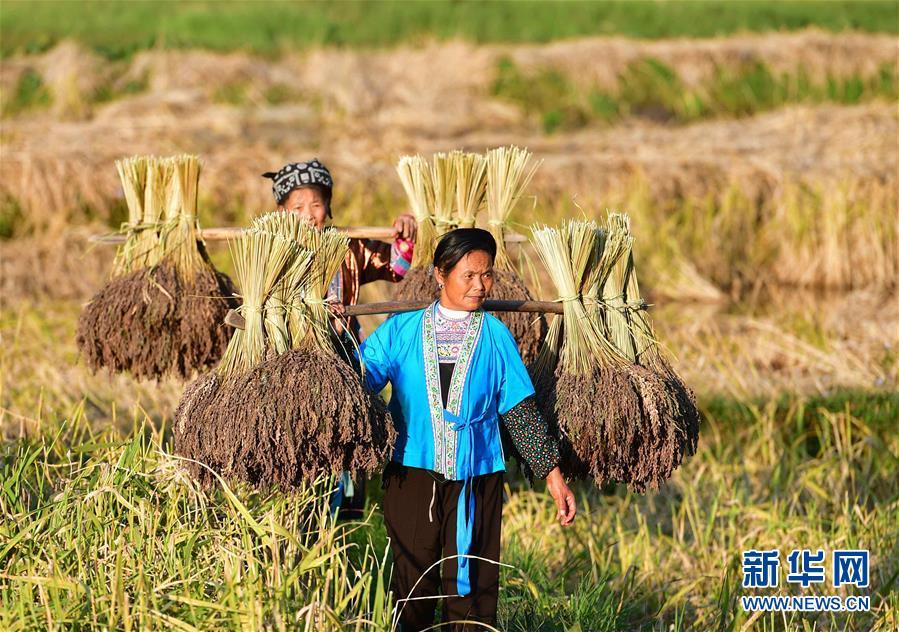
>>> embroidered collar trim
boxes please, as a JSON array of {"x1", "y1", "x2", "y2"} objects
[{"x1": 421, "y1": 301, "x2": 484, "y2": 479}]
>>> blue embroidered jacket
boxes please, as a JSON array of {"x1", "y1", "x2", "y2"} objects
[{"x1": 358, "y1": 303, "x2": 535, "y2": 480}]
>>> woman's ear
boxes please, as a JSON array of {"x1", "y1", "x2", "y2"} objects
[{"x1": 433, "y1": 266, "x2": 445, "y2": 288}]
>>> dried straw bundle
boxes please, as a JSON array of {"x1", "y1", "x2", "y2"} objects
[
  {"x1": 396, "y1": 155, "x2": 435, "y2": 270},
  {"x1": 174, "y1": 211, "x2": 395, "y2": 490},
  {"x1": 531, "y1": 217, "x2": 698, "y2": 492},
  {"x1": 486, "y1": 146, "x2": 539, "y2": 269},
  {"x1": 453, "y1": 150, "x2": 487, "y2": 229},
  {"x1": 484, "y1": 146, "x2": 546, "y2": 364},
  {"x1": 594, "y1": 214, "x2": 700, "y2": 485},
  {"x1": 431, "y1": 151, "x2": 458, "y2": 238},
  {"x1": 76, "y1": 155, "x2": 236, "y2": 380},
  {"x1": 397, "y1": 149, "x2": 488, "y2": 301},
  {"x1": 394, "y1": 153, "x2": 441, "y2": 302}
]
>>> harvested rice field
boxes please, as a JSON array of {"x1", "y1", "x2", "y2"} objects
[{"x1": 1, "y1": 4, "x2": 897, "y2": 630}]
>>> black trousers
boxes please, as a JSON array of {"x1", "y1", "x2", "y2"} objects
[{"x1": 383, "y1": 463, "x2": 503, "y2": 631}]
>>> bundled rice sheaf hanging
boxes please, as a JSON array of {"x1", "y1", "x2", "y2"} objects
[
  {"x1": 395, "y1": 149, "x2": 487, "y2": 303},
  {"x1": 484, "y1": 146, "x2": 547, "y2": 365},
  {"x1": 174, "y1": 211, "x2": 395, "y2": 490},
  {"x1": 431, "y1": 150, "x2": 458, "y2": 239},
  {"x1": 400, "y1": 150, "x2": 464, "y2": 303},
  {"x1": 394, "y1": 154, "x2": 440, "y2": 302},
  {"x1": 452, "y1": 150, "x2": 487, "y2": 229},
  {"x1": 531, "y1": 216, "x2": 700, "y2": 492},
  {"x1": 76, "y1": 155, "x2": 237, "y2": 380}
]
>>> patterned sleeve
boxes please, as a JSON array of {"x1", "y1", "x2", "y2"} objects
[{"x1": 500, "y1": 395, "x2": 560, "y2": 481}]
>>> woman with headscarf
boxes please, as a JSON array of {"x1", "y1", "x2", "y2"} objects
[
  {"x1": 358, "y1": 228, "x2": 576, "y2": 630},
  {"x1": 263, "y1": 159, "x2": 417, "y2": 341}
]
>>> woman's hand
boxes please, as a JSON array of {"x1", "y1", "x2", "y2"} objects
[
  {"x1": 325, "y1": 298, "x2": 345, "y2": 317},
  {"x1": 546, "y1": 467, "x2": 576, "y2": 526},
  {"x1": 392, "y1": 213, "x2": 417, "y2": 241}
]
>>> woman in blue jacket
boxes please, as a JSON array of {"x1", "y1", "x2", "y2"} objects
[{"x1": 358, "y1": 228, "x2": 576, "y2": 630}]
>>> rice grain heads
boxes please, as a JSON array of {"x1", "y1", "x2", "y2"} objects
[
  {"x1": 532, "y1": 216, "x2": 699, "y2": 492},
  {"x1": 174, "y1": 212, "x2": 395, "y2": 490},
  {"x1": 76, "y1": 155, "x2": 236, "y2": 380}
]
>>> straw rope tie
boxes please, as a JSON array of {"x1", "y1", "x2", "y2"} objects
[
  {"x1": 626, "y1": 299, "x2": 649, "y2": 311},
  {"x1": 603, "y1": 294, "x2": 650, "y2": 312},
  {"x1": 121, "y1": 222, "x2": 162, "y2": 234},
  {"x1": 299, "y1": 296, "x2": 329, "y2": 308},
  {"x1": 120, "y1": 214, "x2": 193, "y2": 235}
]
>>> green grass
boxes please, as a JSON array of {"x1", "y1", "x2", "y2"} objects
[
  {"x1": 0, "y1": 66, "x2": 151, "y2": 119},
  {"x1": 2, "y1": 388, "x2": 896, "y2": 629},
  {"x1": 492, "y1": 56, "x2": 899, "y2": 132},
  {"x1": 1, "y1": 1, "x2": 897, "y2": 59},
  {"x1": 0, "y1": 68, "x2": 52, "y2": 117},
  {"x1": 91, "y1": 71, "x2": 150, "y2": 105},
  {"x1": 212, "y1": 81, "x2": 250, "y2": 106},
  {"x1": 1, "y1": 279, "x2": 897, "y2": 628},
  {"x1": 0, "y1": 418, "x2": 395, "y2": 630},
  {"x1": 1, "y1": 301, "x2": 897, "y2": 629},
  {"x1": 0, "y1": 196, "x2": 24, "y2": 240}
]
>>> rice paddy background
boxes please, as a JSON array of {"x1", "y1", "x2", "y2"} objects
[{"x1": 1, "y1": 2, "x2": 897, "y2": 630}]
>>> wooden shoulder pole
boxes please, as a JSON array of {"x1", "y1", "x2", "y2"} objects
[
  {"x1": 224, "y1": 299, "x2": 561, "y2": 330},
  {"x1": 91, "y1": 227, "x2": 528, "y2": 245}
]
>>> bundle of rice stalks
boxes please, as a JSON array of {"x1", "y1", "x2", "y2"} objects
[
  {"x1": 394, "y1": 154, "x2": 442, "y2": 303},
  {"x1": 174, "y1": 211, "x2": 395, "y2": 490},
  {"x1": 394, "y1": 147, "x2": 546, "y2": 368},
  {"x1": 596, "y1": 214, "x2": 700, "y2": 478},
  {"x1": 431, "y1": 151, "x2": 458, "y2": 238},
  {"x1": 486, "y1": 146, "x2": 539, "y2": 270},
  {"x1": 453, "y1": 150, "x2": 487, "y2": 229},
  {"x1": 485, "y1": 146, "x2": 546, "y2": 364},
  {"x1": 531, "y1": 217, "x2": 698, "y2": 492},
  {"x1": 396, "y1": 154, "x2": 435, "y2": 270},
  {"x1": 76, "y1": 155, "x2": 236, "y2": 380}
]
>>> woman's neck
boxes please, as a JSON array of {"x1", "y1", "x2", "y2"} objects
[{"x1": 437, "y1": 301, "x2": 472, "y2": 320}]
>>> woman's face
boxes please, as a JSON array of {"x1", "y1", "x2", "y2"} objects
[
  {"x1": 434, "y1": 250, "x2": 494, "y2": 311},
  {"x1": 279, "y1": 187, "x2": 329, "y2": 229}
]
